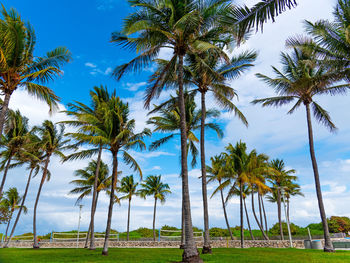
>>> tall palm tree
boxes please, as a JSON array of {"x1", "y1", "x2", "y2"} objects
[
  {"x1": 97, "y1": 96, "x2": 150, "y2": 256},
  {"x1": 32, "y1": 120, "x2": 70, "y2": 248},
  {"x1": 207, "y1": 155, "x2": 234, "y2": 240},
  {"x1": 3, "y1": 134, "x2": 44, "y2": 248},
  {"x1": 113, "y1": 1, "x2": 231, "y2": 260},
  {"x1": 0, "y1": 6, "x2": 71, "y2": 137},
  {"x1": 0, "y1": 110, "x2": 29, "y2": 198},
  {"x1": 267, "y1": 159, "x2": 296, "y2": 240},
  {"x1": 0, "y1": 187, "x2": 27, "y2": 242},
  {"x1": 118, "y1": 175, "x2": 139, "y2": 241},
  {"x1": 62, "y1": 85, "x2": 112, "y2": 250},
  {"x1": 139, "y1": 175, "x2": 171, "y2": 242},
  {"x1": 252, "y1": 47, "x2": 348, "y2": 252}
]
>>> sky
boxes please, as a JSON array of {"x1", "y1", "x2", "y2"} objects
[{"x1": 1, "y1": 0, "x2": 350, "y2": 237}]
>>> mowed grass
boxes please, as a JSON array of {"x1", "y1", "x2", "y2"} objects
[{"x1": 0, "y1": 248, "x2": 349, "y2": 263}]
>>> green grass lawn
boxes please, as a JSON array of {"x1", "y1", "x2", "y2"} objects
[{"x1": 0, "y1": 248, "x2": 349, "y2": 263}]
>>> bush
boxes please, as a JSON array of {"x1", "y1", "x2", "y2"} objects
[
  {"x1": 328, "y1": 216, "x2": 350, "y2": 233},
  {"x1": 269, "y1": 222, "x2": 300, "y2": 235}
]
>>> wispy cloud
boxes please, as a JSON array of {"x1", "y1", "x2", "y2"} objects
[
  {"x1": 125, "y1": 82, "x2": 147, "y2": 92},
  {"x1": 85, "y1": 62, "x2": 97, "y2": 68},
  {"x1": 84, "y1": 62, "x2": 112, "y2": 76}
]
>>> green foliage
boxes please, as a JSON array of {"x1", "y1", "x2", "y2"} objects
[
  {"x1": 328, "y1": 216, "x2": 350, "y2": 233},
  {"x1": 269, "y1": 222, "x2": 300, "y2": 235}
]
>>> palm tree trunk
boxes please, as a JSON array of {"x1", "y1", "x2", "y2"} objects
[
  {"x1": 153, "y1": 197, "x2": 157, "y2": 242},
  {"x1": 178, "y1": 54, "x2": 201, "y2": 263},
  {"x1": 287, "y1": 199, "x2": 290, "y2": 224},
  {"x1": 251, "y1": 190, "x2": 268, "y2": 240},
  {"x1": 305, "y1": 104, "x2": 334, "y2": 252},
  {"x1": 102, "y1": 153, "x2": 118, "y2": 256},
  {"x1": 33, "y1": 156, "x2": 50, "y2": 249},
  {"x1": 0, "y1": 92, "x2": 12, "y2": 139},
  {"x1": 180, "y1": 197, "x2": 185, "y2": 248},
  {"x1": 258, "y1": 193, "x2": 263, "y2": 231},
  {"x1": 200, "y1": 90, "x2": 211, "y2": 254},
  {"x1": 220, "y1": 188, "x2": 234, "y2": 240},
  {"x1": 277, "y1": 189, "x2": 284, "y2": 240},
  {"x1": 4, "y1": 211, "x2": 13, "y2": 242},
  {"x1": 0, "y1": 154, "x2": 13, "y2": 199},
  {"x1": 4, "y1": 168, "x2": 34, "y2": 248},
  {"x1": 84, "y1": 221, "x2": 91, "y2": 248},
  {"x1": 244, "y1": 198, "x2": 254, "y2": 240},
  {"x1": 89, "y1": 146, "x2": 102, "y2": 250},
  {"x1": 260, "y1": 195, "x2": 268, "y2": 237},
  {"x1": 240, "y1": 182, "x2": 244, "y2": 248},
  {"x1": 127, "y1": 198, "x2": 131, "y2": 241}
]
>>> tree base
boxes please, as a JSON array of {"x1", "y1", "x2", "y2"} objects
[
  {"x1": 102, "y1": 250, "x2": 108, "y2": 256},
  {"x1": 3, "y1": 245, "x2": 8, "y2": 248},
  {"x1": 179, "y1": 244, "x2": 185, "y2": 249},
  {"x1": 324, "y1": 247, "x2": 335, "y2": 253},
  {"x1": 201, "y1": 245, "x2": 212, "y2": 254},
  {"x1": 33, "y1": 245, "x2": 40, "y2": 249},
  {"x1": 88, "y1": 247, "x2": 96, "y2": 250},
  {"x1": 182, "y1": 251, "x2": 203, "y2": 263}
]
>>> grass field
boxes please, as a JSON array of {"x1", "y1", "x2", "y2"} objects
[{"x1": 0, "y1": 248, "x2": 349, "y2": 263}]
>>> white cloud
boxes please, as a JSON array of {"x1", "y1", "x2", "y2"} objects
[
  {"x1": 125, "y1": 82, "x2": 147, "y2": 92},
  {"x1": 84, "y1": 62, "x2": 97, "y2": 68}
]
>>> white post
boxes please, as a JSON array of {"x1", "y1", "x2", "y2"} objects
[
  {"x1": 76, "y1": 205, "x2": 83, "y2": 249},
  {"x1": 281, "y1": 189, "x2": 293, "y2": 248}
]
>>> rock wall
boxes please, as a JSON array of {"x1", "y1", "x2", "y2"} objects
[{"x1": 4, "y1": 240, "x2": 306, "y2": 249}]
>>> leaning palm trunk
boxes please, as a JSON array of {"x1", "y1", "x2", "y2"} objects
[
  {"x1": 260, "y1": 195, "x2": 268, "y2": 237},
  {"x1": 4, "y1": 211, "x2": 13, "y2": 242},
  {"x1": 244, "y1": 198, "x2": 254, "y2": 240},
  {"x1": 4, "y1": 168, "x2": 34, "y2": 248},
  {"x1": 287, "y1": 199, "x2": 290, "y2": 224},
  {"x1": 200, "y1": 90, "x2": 211, "y2": 254},
  {"x1": 102, "y1": 154, "x2": 118, "y2": 255},
  {"x1": 0, "y1": 155, "x2": 13, "y2": 199},
  {"x1": 220, "y1": 188, "x2": 234, "y2": 240},
  {"x1": 0, "y1": 92, "x2": 12, "y2": 140},
  {"x1": 89, "y1": 146, "x2": 102, "y2": 250},
  {"x1": 251, "y1": 190, "x2": 269, "y2": 240},
  {"x1": 258, "y1": 193, "x2": 264, "y2": 232},
  {"x1": 277, "y1": 189, "x2": 284, "y2": 240},
  {"x1": 85, "y1": 191, "x2": 100, "y2": 248},
  {"x1": 152, "y1": 197, "x2": 157, "y2": 242},
  {"x1": 33, "y1": 156, "x2": 50, "y2": 248},
  {"x1": 178, "y1": 55, "x2": 201, "y2": 263},
  {"x1": 239, "y1": 182, "x2": 244, "y2": 248},
  {"x1": 305, "y1": 104, "x2": 334, "y2": 252},
  {"x1": 127, "y1": 198, "x2": 131, "y2": 241},
  {"x1": 84, "y1": 222, "x2": 91, "y2": 248}
]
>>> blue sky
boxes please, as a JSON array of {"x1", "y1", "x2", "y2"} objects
[{"x1": 2, "y1": 0, "x2": 350, "y2": 237}]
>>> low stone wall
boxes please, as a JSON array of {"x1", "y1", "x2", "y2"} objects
[{"x1": 5, "y1": 240, "x2": 306, "y2": 249}]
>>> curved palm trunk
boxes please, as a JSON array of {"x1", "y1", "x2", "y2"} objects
[
  {"x1": 305, "y1": 104, "x2": 334, "y2": 252},
  {"x1": 239, "y1": 182, "x2": 244, "y2": 248},
  {"x1": 153, "y1": 197, "x2": 157, "y2": 242},
  {"x1": 102, "y1": 153, "x2": 118, "y2": 255},
  {"x1": 251, "y1": 190, "x2": 268, "y2": 240},
  {"x1": 33, "y1": 156, "x2": 50, "y2": 249},
  {"x1": 258, "y1": 193, "x2": 263, "y2": 231},
  {"x1": 0, "y1": 92, "x2": 12, "y2": 140},
  {"x1": 287, "y1": 199, "x2": 290, "y2": 223},
  {"x1": 127, "y1": 198, "x2": 131, "y2": 241},
  {"x1": 4, "y1": 211, "x2": 13, "y2": 242},
  {"x1": 200, "y1": 90, "x2": 211, "y2": 254},
  {"x1": 178, "y1": 54, "x2": 201, "y2": 263},
  {"x1": 277, "y1": 189, "x2": 284, "y2": 240},
  {"x1": 220, "y1": 188, "x2": 234, "y2": 240},
  {"x1": 0, "y1": 155, "x2": 13, "y2": 199},
  {"x1": 4, "y1": 168, "x2": 34, "y2": 248},
  {"x1": 89, "y1": 146, "x2": 102, "y2": 250},
  {"x1": 244, "y1": 198, "x2": 254, "y2": 240},
  {"x1": 85, "y1": 191, "x2": 100, "y2": 248},
  {"x1": 260, "y1": 195, "x2": 268, "y2": 237}
]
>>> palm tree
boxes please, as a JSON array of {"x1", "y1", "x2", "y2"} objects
[
  {"x1": 69, "y1": 159, "x2": 111, "y2": 247},
  {"x1": 97, "y1": 96, "x2": 150, "y2": 256},
  {"x1": 266, "y1": 159, "x2": 296, "y2": 240},
  {"x1": 0, "y1": 110, "x2": 29, "y2": 198},
  {"x1": 118, "y1": 175, "x2": 139, "y2": 241},
  {"x1": 284, "y1": 181, "x2": 304, "y2": 222},
  {"x1": 0, "y1": 187, "x2": 27, "y2": 242},
  {"x1": 252, "y1": 47, "x2": 347, "y2": 252},
  {"x1": 0, "y1": 6, "x2": 71, "y2": 137},
  {"x1": 113, "y1": 1, "x2": 231, "y2": 260},
  {"x1": 32, "y1": 120, "x2": 70, "y2": 248},
  {"x1": 139, "y1": 175, "x2": 171, "y2": 242},
  {"x1": 3, "y1": 134, "x2": 44, "y2": 247},
  {"x1": 62, "y1": 85, "x2": 112, "y2": 250}
]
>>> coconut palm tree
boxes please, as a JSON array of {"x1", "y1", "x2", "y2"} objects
[
  {"x1": 139, "y1": 175, "x2": 171, "y2": 242},
  {"x1": 97, "y1": 96, "x2": 150, "y2": 256},
  {"x1": 207, "y1": 155, "x2": 234, "y2": 240},
  {"x1": 113, "y1": 1, "x2": 231, "y2": 260},
  {"x1": 118, "y1": 175, "x2": 139, "y2": 241},
  {"x1": 0, "y1": 6, "x2": 71, "y2": 137},
  {"x1": 266, "y1": 159, "x2": 296, "y2": 240},
  {"x1": 32, "y1": 120, "x2": 70, "y2": 248},
  {"x1": 3, "y1": 134, "x2": 44, "y2": 248},
  {"x1": 252, "y1": 47, "x2": 348, "y2": 252},
  {"x1": 0, "y1": 187, "x2": 27, "y2": 242},
  {"x1": 0, "y1": 110, "x2": 29, "y2": 198},
  {"x1": 62, "y1": 85, "x2": 112, "y2": 250},
  {"x1": 284, "y1": 181, "x2": 304, "y2": 222}
]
